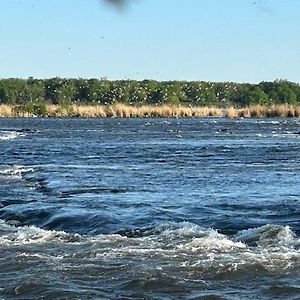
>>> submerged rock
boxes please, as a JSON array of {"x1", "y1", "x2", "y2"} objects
[{"x1": 6, "y1": 219, "x2": 22, "y2": 227}]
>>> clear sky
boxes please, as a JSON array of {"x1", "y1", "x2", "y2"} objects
[{"x1": 0, "y1": 0, "x2": 299, "y2": 83}]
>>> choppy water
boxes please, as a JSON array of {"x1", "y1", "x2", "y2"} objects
[{"x1": 0, "y1": 117, "x2": 299, "y2": 299}]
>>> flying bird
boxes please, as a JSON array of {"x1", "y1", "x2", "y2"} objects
[
  {"x1": 106, "y1": 0, "x2": 126, "y2": 4},
  {"x1": 104, "y1": 0, "x2": 128, "y2": 9}
]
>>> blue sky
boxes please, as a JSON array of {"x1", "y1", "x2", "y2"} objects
[{"x1": 0, "y1": 0, "x2": 299, "y2": 83}]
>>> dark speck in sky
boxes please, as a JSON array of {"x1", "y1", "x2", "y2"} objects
[{"x1": 104, "y1": 0, "x2": 128, "y2": 9}]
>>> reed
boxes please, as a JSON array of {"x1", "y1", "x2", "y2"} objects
[
  {"x1": 246, "y1": 105, "x2": 264, "y2": 117},
  {"x1": 1, "y1": 103, "x2": 300, "y2": 118},
  {"x1": 294, "y1": 105, "x2": 300, "y2": 117},
  {"x1": 240, "y1": 107, "x2": 251, "y2": 118},
  {"x1": 0, "y1": 105, "x2": 13, "y2": 117},
  {"x1": 267, "y1": 104, "x2": 289, "y2": 117},
  {"x1": 225, "y1": 106, "x2": 239, "y2": 118}
]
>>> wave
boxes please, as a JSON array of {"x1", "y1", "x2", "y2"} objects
[
  {"x1": 0, "y1": 221, "x2": 298, "y2": 298},
  {"x1": 0, "y1": 221, "x2": 298, "y2": 273},
  {"x1": 234, "y1": 224, "x2": 298, "y2": 247},
  {"x1": 0, "y1": 130, "x2": 24, "y2": 141},
  {"x1": 0, "y1": 220, "x2": 82, "y2": 245},
  {"x1": 0, "y1": 165, "x2": 34, "y2": 179},
  {"x1": 255, "y1": 120, "x2": 281, "y2": 125},
  {"x1": 0, "y1": 128, "x2": 38, "y2": 141}
]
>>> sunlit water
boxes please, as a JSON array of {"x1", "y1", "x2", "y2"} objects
[{"x1": 0, "y1": 118, "x2": 299, "y2": 299}]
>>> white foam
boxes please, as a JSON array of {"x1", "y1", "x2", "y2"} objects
[
  {"x1": 255, "y1": 120, "x2": 281, "y2": 125},
  {"x1": 0, "y1": 221, "x2": 298, "y2": 273},
  {"x1": 0, "y1": 165, "x2": 34, "y2": 178},
  {"x1": 94, "y1": 223, "x2": 299, "y2": 271},
  {"x1": 0, "y1": 221, "x2": 81, "y2": 246},
  {"x1": 235, "y1": 224, "x2": 298, "y2": 248},
  {"x1": 179, "y1": 231, "x2": 246, "y2": 252},
  {"x1": 0, "y1": 131, "x2": 24, "y2": 141}
]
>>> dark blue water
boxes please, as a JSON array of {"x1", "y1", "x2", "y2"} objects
[{"x1": 0, "y1": 117, "x2": 299, "y2": 299}]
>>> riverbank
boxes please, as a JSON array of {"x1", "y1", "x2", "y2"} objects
[{"x1": 1, "y1": 103, "x2": 300, "y2": 118}]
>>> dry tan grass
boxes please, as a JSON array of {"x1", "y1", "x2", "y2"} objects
[
  {"x1": 269, "y1": 104, "x2": 289, "y2": 117},
  {"x1": 0, "y1": 105, "x2": 13, "y2": 117},
  {"x1": 177, "y1": 106, "x2": 193, "y2": 117},
  {"x1": 240, "y1": 107, "x2": 251, "y2": 118},
  {"x1": 225, "y1": 107, "x2": 239, "y2": 118},
  {"x1": 1, "y1": 103, "x2": 300, "y2": 118},
  {"x1": 235, "y1": 104, "x2": 300, "y2": 118},
  {"x1": 73, "y1": 105, "x2": 106, "y2": 118},
  {"x1": 294, "y1": 106, "x2": 300, "y2": 117},
  {"x1": 246, "y1": 105, "x2": 265, "y2": 117}
]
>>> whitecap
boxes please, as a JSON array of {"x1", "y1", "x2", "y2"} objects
[
  {"x1": 0, "y1": 220, "x2": 81, "y2": 246},
  {"x1": 235, "y1": 224, "x2": 299, "y2": 249},
  {"x1": 0, "y1": 165, "x2": 34, "y2": 179},
  {"x1": 0, "y1": 221, "x2": 298, "y2": 274},
  {"x1": 256, "y1": 120, "x2": 281, "y2": 125},
  {"x1": 0, "y1": 130, "x2": 24, "y2": 141}
]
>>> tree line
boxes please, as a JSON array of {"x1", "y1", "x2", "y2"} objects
[{"x1": 0, "y1": 77, "x2": 299, "y2": 107}]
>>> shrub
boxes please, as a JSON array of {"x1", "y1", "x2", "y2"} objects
[{"x1": 12, "y1": 101, "x2": 47, "y2": 116}]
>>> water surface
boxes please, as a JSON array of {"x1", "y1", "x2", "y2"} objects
[{"x1": 0, "y1": 117, "x2": 299, "y2": 299}]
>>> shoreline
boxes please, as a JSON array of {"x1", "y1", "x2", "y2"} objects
[{"x1": 1, "y1": 103, "x2": 300, "y2": 118}]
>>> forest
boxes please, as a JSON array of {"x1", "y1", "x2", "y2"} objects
[{"x1": 0, "y1": 78, "x2": 299, "y2": 108}]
